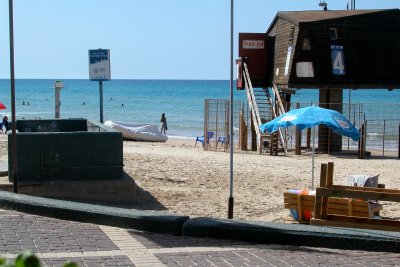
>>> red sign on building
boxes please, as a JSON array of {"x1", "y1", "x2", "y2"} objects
[{"x1": 238, "y1": 33, "x2": 268, "y2": 88}]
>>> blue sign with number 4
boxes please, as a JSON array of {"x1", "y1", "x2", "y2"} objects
[{"x1": 331, "y1": 45, "x2": 345, "y2": 75}]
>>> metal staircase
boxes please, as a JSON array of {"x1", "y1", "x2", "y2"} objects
[{"x1": 242, "y1": 62, "x2": 287, "y2": 154}]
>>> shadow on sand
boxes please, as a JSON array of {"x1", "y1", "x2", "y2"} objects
[{"x1": 5, "y1": 171, "x2": 167, "y2": 212}]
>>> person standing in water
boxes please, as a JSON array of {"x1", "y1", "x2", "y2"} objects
[{"x1": 160, "y1": 113, "x2": 167, "y2": 134}]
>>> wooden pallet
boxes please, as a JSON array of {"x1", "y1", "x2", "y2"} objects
[
  {"x1": 284, "y1": 192, "x2": 381, "y2": 223},
  {"x1": 310, "y1": 162, "x2": 400, "y2": 232}
]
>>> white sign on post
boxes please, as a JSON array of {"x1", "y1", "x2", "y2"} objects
[
  {"x1": 89, "y1": 49, "x2": 111, "y2": 123},
  {"x1": 284, "y1": 46, "x2": 292, "y2": 76},
  {"x1": 89, "y1": 49, "x2": 111, "y2": 81}
]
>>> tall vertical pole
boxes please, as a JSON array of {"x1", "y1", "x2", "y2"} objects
[
  {"x1": 398, "y1": 125, "x2": 400, "y2": 159},
  {"x1": 351, "y1": 0, "x2": 356, "y2": 10},
  {"x1": 54, "y1": 81, "x2": 63, "y2": 119},
  {"x1": 99, "y1": 80, "x2": 104, "y2": 123},
  {"x1": 55, "y1": 88, "x2": 60, "y2": 118},
  {"x1": 347, "y1": 89, "x2": 351, "y2": 150},
  {"x1": 311, "y1": 127, "x2": 316, "y2": 190},
  {"x1": 9, "y1": 0, "x2": 18, "y2": 193},
  {"x1": 382, "y1": 120, "x2": 385, "y2": 157},
  {"x1": 228, "y1": 0, "x2": 234, "y2": 219}
]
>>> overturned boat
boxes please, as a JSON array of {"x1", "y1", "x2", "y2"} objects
[{"x1": 104, "y1": 120, "x2": 168, "y2": 142}]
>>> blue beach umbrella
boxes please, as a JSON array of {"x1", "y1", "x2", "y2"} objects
[
  {"x1": 259, "y1": 106, "x2": 360, "y2": 189},
  {"x1": 260, "y1": 106, "x2": 359, "y2": 141}
]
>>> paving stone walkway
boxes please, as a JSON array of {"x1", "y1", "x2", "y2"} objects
[{"x1": 0, "y1": 209, "x2": 399, "y2": 266}]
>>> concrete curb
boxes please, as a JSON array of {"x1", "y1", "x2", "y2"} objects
[
  {"x1": 1, "y1": 191, "x2": 400, "y2": 252},
  {"x1": 0, "y1": 191, "x2": 189, "y2": 236},
  {"x1": 182, "y1": 217, "x2": 400, "y2": 253}
]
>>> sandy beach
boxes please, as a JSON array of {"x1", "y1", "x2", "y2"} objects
[
  {"x1": 1, "y1": 135, "x2": 399, "y2": 222},
  {"x1": 122, "y1": 137, "x2": 400, "y2": 222}
]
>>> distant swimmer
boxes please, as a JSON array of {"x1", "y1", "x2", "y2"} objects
[
  {"x1": 22, "y1": 101, "x2": 25, "y2": 105},
  {"x1": 121, "y1": 104, "x2": 125, "y2": 107},
  {"x1": 83, "y1": 102, "x2": 85, "y2": 105},
  {"x1": 27, "y1": 102, "x2": 30, "y2": 106}
]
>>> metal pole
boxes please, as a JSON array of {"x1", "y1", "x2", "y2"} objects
[
  {"x1": 311, "y1": 126, "x2": 315, "y2": 190},
  {"x1": 398, "y1": 124, "x2": 400, "y2": 159},
  {"x1": 228, "y1": 0, "x2": 234, "y2": 219},
  {"x1": 55, "y1": 88, "x2": 60, "y2": 118},
  {"x1": 99, "y1": 80, "x2": 104, "y2": 123},
  {"x1": 383, "y1": 120, "x2": 385, "y2": 157},
  {"x1": 9, "y1": 0, "x2": 18, "y2": 193},
  {"x1": 215, "y1": 100, "x2": 219, "y2": 149},
  {"x1": 347, "y1": 89, "x2": 351, "y2": 150}
]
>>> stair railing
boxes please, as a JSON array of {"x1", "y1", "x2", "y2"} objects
[
  {"x1": 243, "y1": 62, "x2": 263, "y2": 152},
  {"x1": 242, "y1": 63, "x2": 287, "y2": 154}
]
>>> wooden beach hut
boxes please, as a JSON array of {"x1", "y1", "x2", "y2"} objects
[
  {"x1": 238, "y1": 9, "x2": 400, "y2": 153},
  {"x1": 267, "y1": 9, "x2": 400, "y2": 90}
]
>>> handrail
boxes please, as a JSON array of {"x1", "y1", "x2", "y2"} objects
[
  {"x1": 243, "y1": 63, "x2": 262, "y2": 127},
  {"x1": 242, "y1": 63, "x2": 287, "y2": 154},
  {"x1": 267, "y1": 91, "x2": 287, "y2": 154},
  {"x1": 271, "y1": 83, "x2": 286, "y2": 115},
  {"x1": 243, "y1": 63, "x2": 262, "y2": 152}
]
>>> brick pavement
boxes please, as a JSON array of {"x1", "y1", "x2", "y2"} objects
[{"x1": 0, "y1": 209, "x2": 399, "y2": 267}]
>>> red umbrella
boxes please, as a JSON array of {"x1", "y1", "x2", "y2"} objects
[{"x1": 0, "y1": 102, "x2": 6, "y2": 110}]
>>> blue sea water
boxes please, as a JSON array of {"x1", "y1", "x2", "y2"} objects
[{"x1": 0, "y1": 79, "x2": 399, "y2": 138}]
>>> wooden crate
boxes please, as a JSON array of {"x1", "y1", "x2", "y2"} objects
[
  {"x1": 310, "y1": 162, "x2": 400, "y2": 232},
  {"x1": 284, "y1": 192, "x2": 381, "y2": 222}
]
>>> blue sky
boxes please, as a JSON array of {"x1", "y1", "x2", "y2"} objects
[{"x1": 0, "y1": 0, "x2": 398, "y2": 79}]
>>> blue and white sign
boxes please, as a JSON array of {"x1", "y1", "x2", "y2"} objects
[
  {"x1": 284, "y1": 46, "x2": 292, "y2": 76},
  {"x1": 331, "y1": 45, "x2": 345, "y2": 75},
  {"x1": 89, "y1": 49, "x2": 111, "y2": 81}
]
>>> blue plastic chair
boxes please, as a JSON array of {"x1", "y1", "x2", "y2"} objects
[
  {"x1": 217, "y1": 136, "x2": 227, "y2": 145},
  {"x1": 195, "y1": 131, "x2": 214, "y2": 146},
  {"x1": 217, "y1": 135, "x2": 230, "y2": 148}
]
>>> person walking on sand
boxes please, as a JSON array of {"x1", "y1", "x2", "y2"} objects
[
  {"x1": 2, "y1": 116, "x2": 9, "y2": 133},
  {"x1": 160, "y1": 113, "x2": 167, "y2": 134}
]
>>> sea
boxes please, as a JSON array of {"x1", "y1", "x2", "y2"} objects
[{"x1": 0, "y1": 79, "x2": 399, "y2": 140}]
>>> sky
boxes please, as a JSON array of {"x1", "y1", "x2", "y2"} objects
[{"x1": 0, "y1": 0, "x2": 398, "y2": 80}]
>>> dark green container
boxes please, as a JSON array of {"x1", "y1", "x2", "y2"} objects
[{"x1": 8, "y1": 119, "x2": 123, "y2": 184}]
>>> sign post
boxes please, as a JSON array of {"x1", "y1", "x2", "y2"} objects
[
  {"x1": 54, "y1": 80, "x2": 63, "y2": 119},
  {"x1": 89, "y1": 49, "x2": 111, "y2": 123}
]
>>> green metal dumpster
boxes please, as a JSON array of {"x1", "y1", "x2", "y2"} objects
[{"x1": 8, "y1": 119, "x2": 123, "y2": 184}]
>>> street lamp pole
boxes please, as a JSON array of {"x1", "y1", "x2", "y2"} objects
[
  {"x1": 228, "y1": 0, "x2": 234, "y2": 219},
  {"x1": 9, "y1": 0, "x2": 18, "y2": 193}
]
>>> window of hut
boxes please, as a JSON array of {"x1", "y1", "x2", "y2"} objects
[
  {"x1": 329, "y1": 27, "x2": 342, "y2": 40},
  {"x1": 301, "y1": 29, "x2": 311, "y2": 50},
  {"x1": 302, "y1": 37, "x2": 311, "y2": 50}
]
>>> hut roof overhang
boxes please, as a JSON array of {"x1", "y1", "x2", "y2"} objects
[{"x1": 266, "y1": 9, "x2": 399, "y2": 34}]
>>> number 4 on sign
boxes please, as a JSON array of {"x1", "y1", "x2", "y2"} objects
[
  {"x1": 333, "y1": 52, "x2": 344, "y2": 73},
  {"x1": 332, "y1": 50, "x2": 345, "y2": 75}
]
